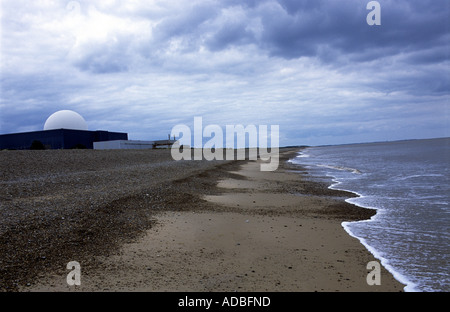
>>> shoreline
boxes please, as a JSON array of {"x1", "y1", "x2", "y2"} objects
[
  {"x1": 293, "y1": 147, "x2": 417, "y2": 292},
  {"x1": 328, "y1": 177, "x2": 416, "y2": 292},
  {"x1": 0, "y1": 148, "x2": 405, "y2": 291}
]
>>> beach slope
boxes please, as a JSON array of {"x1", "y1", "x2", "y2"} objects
[{"x1": 0, "y1": 148, "x2": 405, "y2": 291}]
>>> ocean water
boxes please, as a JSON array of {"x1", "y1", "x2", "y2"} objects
[{"x1": 290, "y1": 138, "x2": 450, "y2": 292}]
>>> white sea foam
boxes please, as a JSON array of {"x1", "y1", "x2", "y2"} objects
[
  {"x1": 342, "y1": 220, "x2": 418, "y2": 292},
  {"x1": 330, "y1": 177, "x2": 418, "y2": 292},
  {"x1": 291, "y1": 160, "x2": 417, "y2": 291},
  {"x1": 395, "y1": 174, "x2": 444, "y2": 181},
  {"x1": 317, "y1": 164, "x2": 362, "y2": 174},
  {"x1": 292, "y1": 139, "x2": 450, "y2": 292}
]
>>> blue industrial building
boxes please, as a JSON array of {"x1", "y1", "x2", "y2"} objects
[{"x1": 0, "y1": 129, "x2": 128, "y2": 150}]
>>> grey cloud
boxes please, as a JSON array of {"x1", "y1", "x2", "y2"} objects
[
  {"x1": 68, "y1": 0, "x2": 449, "y2": 75},
  {"x1": 402, "y1": 45, "x2": 450, "y2": 65},
  {"x1": 255, "y1": 0, "x2": 448, "y2": 63},
  {"x1": 151, "y1": 2, "x2": 220, "y2": 46},
  {"x1": 73, "y1": 44, "x2": 130, "y2": 74},
  {"x1": 1, "y1": 0, "x2": 448, "y2": 145},
  {"x1": 197, "y1": 0, "x2": 449, "y2": 66},
  {"x1": 205, "y1": 19, "x2": 256, "y2": 51}
]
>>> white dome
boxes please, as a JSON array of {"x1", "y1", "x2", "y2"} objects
[{"x1": 44, "y1": 110, "x2": 88, "y2": 131}]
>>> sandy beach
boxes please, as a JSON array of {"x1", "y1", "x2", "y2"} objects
[{"x1": 0, "y1": 148, "x2": 405, "y2": 292}]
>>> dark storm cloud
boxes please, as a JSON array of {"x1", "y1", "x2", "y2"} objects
[
  {"x1": 136, "y1": 0, "x2": 449, "y2": 67},
  {"x1": 242, "y1": 0, "x2": 447, "y2": 64},
  {"x1": 205, "y1": 18, "x2": 256, "y2": 51},
  {"x1": 403, "y1": 46, "x2": 449, "y2": 65},
  {"x1": 1, "y1": 0, "x2": 448, "y2": 145},
  {"x1": 73, "y1": 36, "x2": 131, "y2": 74},
  {"x1": 153, "y1": 2, "x2": 219, "y2": 40},
  {"x1": 61, "y1": 0, "x2": 449, "y2": 76},
  {"x1": 0, "y1": 72, "x2": 86, "y2": 132}
]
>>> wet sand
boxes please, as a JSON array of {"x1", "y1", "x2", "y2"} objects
[{"x1": 0, "y1": 148, "x2": 405, "y2": 291}]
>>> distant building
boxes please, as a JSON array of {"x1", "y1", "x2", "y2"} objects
[
  {"x1": 1, "y1": 110, "x2": 174, "y2": 150},
  {"x1": 93, "y1": 139, "x2": 175, "y2": 150},
  {"x1": 0, "y1": 129, "x2": 128, "y2": 150}
]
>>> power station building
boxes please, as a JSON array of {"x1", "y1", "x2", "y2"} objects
[
  {"x1": 0, "y1": 128, "x2": 128, "y2": 150},
  {"x1": 0, "y1": 110, "x2": 174, "y2": 150}
]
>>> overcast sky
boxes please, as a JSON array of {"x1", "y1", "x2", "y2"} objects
[{"x1": 1, "y1": 0, "x2": 449, "y2": 146}]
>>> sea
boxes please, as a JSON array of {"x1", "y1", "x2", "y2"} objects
[{"x1": 290, "y1": 137, "x2": 450, "y2": 292}]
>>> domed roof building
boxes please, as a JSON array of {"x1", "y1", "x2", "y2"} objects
[
  {"x1": 0, "y1": 110, "x2": 127, "y2": 150},
  {"x1": 43, "y1": 110, "x2": 89, "y2": 131}
]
